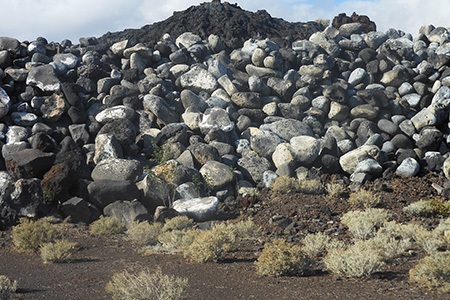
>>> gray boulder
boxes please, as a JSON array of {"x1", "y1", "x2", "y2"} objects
[
  {"x1": 26, "y1": 65, "x2": 60, "y2": 92},
  {"x1": 179, "y1": 66, "x2": 218, "y2": 93},
  {"x1": 237, "y1": 150, "x2": 272, "y2": 183},
  {"x1": 199, "y1": 161, "x2": 234, "y2": 191},
  {"x1": 396, "y1": 157, "x2": 420, "y2": 177},
  {"x1": 87, "y1": 179, "x2": 141, "y2": 208},
  {"x1": 0, "y1": 87, "x2": 11, "y2": 119},
  {"x1": 103, "y1": 200, "x2": 150, "y2": 227},
  {"x1": 172, "y1": 196, "x2": 219, "y2": 222},
  {"x1": 339, "y1": 145, "x2": 380, "y2": 174},
  {"x1": 91, "y1": 158, "x2": 143, "y2": 182},
  {"x1": 290, "y1": 136, "x2": 321, "y2": 165}
]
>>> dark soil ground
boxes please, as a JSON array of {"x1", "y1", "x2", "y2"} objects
[{"x1": 1, "y1": 174, "x2": 450, "y2": 299}]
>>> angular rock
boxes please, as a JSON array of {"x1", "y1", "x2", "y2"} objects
[
  {"x1": 6, "y1": 148, "x2": 55, "y2": 179},
  {"x1": 179, "y1": 66, "x2": 218, "y2": 93},
  {"x1": 0, "y1": 87, "x2": 11, "y2": 119},
  {"x1": 172, "y1": 196, "x2": 219, "y2": 222},
  {"x1": 87, "y1": 179, "x2": 141, "y2": 208},
  {"x1": 9, "y1": 178, "x2": 43, "y2": 218},
  {"x1": 91, "y1": 158, "x2": 143, "y2": 182},
  {"x1": 396, "y1": 157, "x2": 420, "y2": 177},
  {"x1": 339, "y1": 145, "x2": 380, "y2": 174},
  {"x1": 290, "y1": 136, "x2": 321, "y2": 165},
  {"x1": 199, "y1": 161, "x2": 234, "y2": 191},
  {"x1": 143, "y1": 94, "x2": 179, "y2": 125},
  {"x1": 237, "y1": 150, "x2": 272, "y2": 183},
  {"x1": 103, "y1": 200, "x2": 150, "y2": 226},
  {"x1": 26, "y1": 65, "x2": 60, "y2": 92}
]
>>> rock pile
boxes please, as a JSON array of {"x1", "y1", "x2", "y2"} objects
[{"x1": 2, "y1": 3, "x2": 450, "y2": 228}]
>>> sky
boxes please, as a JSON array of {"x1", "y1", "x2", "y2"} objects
[{"x1": 0, "y1": 0, "x2": 449, "y2": 43}]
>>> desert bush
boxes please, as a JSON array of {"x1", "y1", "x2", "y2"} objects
[
  {"x1": 0, "y1": 275, "x2": 17, "y2": 300},
  {"x1": 255, "y1": 239, "x2": 313, "y2": 277},
  {"x1": 324, "y1": 241, "x2": 385, "y2": 278},
  {"x1": 89, "y1": 216, "x2": 126, "y2": 236},
  {"x1": 341, "y1": 208, "x2": 389, "y2": 240},
  {"x1": 435, "y1": 218, "x2": 450, "y2": 243},
  {"x1": 302, "y1": 232, "x2": 331, "y2": 258},
  {"x1": 348, "y1": 189, "x2": 382, "y2": 209},
  {"x1": 162, "y1": 216, "x2": 194, "y2": 232},
  {"x1": 403, "y1": 198, "x2": 450, "y2": 217},
  {"x1": 40, "y1": 240, "x2": 78, "y2": 263},
  {"x1": 409, "y1": 251, "x2": 450, "y2": 293},
  {"x1": 126, "y1": 222, "x2": 163, "y2": 246},
  {"x1": 366, "y1": 232, "x2": 411, "y2": 259},
  {"x1": 11, "y1": 218, "x2": 60, "y2": 253},
  {"x1": 271, "y1": 176, "x2": 299, "y2": 193},
  {"x1": 183, "y1": 224, "x2": 234, "y2": 263},
  {"x1": 413, "y1": 227, "x2": 445, "y2": 254},
  {"x1": 227, "y1": 219, "x2": 260, "y2": 241},
  {"x1": 326, "y1": 183, "x2": 345, "y2": 199},
  {"x1": 105, "y1": 268, "x2": 188, "y2": 300},
  {"x1": 297, "y1": 179, "x2": 324, "y2": 194},
  {"x1": 183, "y1": 220, "x2": 260, "y2": 263},
  {"x1": 156, "y1": 229, "x2": 199, "y2": 253}
]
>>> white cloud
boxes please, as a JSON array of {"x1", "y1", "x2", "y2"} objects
[{"x1": 0, "y1": 0, "x2": 449, "y2": 43}]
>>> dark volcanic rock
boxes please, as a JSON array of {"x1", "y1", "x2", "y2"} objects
[
  {"x1": 332, "y1": 12, "x2": 377, "y2": 33},
  {"x1": 98, "y1": 2, "x2": 325, "y2": 49}
]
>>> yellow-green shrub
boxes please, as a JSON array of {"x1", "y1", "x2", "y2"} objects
[
  {"x1": 0, "y1": 275, "x2": 17, "y2": 300},
  {"x1": 105, "y1": 268, "x2": 188, "y2": 300},
  {"x1": 348, "y1": 189, "x2": 382, "y2": 209},
  {"x1": 11, "y1": 218, "x2": 59, "y2": 253},
  {"x1": 125, "y1": 222, "x2": 163, "y2": 246},
  {"x1": 341, "y1": 208, "x2": 389, "y2": 240},
  {"x1": 409, "y1": 251, "x2": 450, "y2": 293},
  {"x1": 89, "y1": 216, "x2": 126, "y2": 236},
  {"x1": 255, "y1": 239, "x2": 313, "y2": 277},
  {"x1": 40, "y1": 240, "x2": 78, "y2": 263}
]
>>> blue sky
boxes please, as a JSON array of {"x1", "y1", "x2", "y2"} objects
[{"x1": 0, "y1": 0, "x2": 448, "y2": 43}]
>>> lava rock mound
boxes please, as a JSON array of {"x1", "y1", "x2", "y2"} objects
[{"x1": 98, "y1": 1, "x2": 325, "y2": 50}]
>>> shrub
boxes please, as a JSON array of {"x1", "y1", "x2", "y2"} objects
[
  {"x1": 403, "y1": 198, "x2": 450, "y2": 217},
  {"x1": 125, "y1": 222, "x2": 163, "y2": 246},
  {"x1": 156, "y1": 229, "x2": 199, "y2": 253},
  {"x1": 0, "y1": 275, "x2": 17, "y2": 300},
  {"x1": 413, "y1": 227, "x2": 445, "y2": 254},
  {"x1": 255, "y1": 239, "x2": 313, "y2": 277},
  {"x1": 326, "y1": 183, "x2": 345, "y2": 199},
  {"x1": 162, "y1": 216, "x2": 194, "y2": 232},
  {"x1": 183, "y1": 220, "x2": 260, "y2": 263},
  {"x1": 105, "y1": 268, "x2": 188, "y2": 300},
  {"x1": 435, "y1": 218, "x2": 450, "y2": 243},
  {"x1": 297, "y1": 179, "x2": 324, "y2": 194},
  {"x1": 341, "y1": 208, "x2": 389, "y2": 240},
  {"x1": 40, "y1": 240, "x2": 78, "y2": 263},
  {"x1": 227, "y1": 219, "x2": 260, "y2": 242},
  {"x1": 11, "y1": 218, "x2": 59, "y2": 253},
  {"x1": 324, "y1": 241, "x2": 385, "y2": 278},
  {"x1": 183, "y1": 224, "x2": 234, "y2": 263},
  {"x1": 302, "y1": 232, "x2": 331, "y2": 258},
  {"x1": 271, "y1": 176, "x2": 299, "y2": 193},
  {"x1": 409, "y1": 251, "x2": 450, "y2": 293},
  {"x1": 89, "y1": 216, "x2": 126, "y2": 236},
  {"x1": 367, "y1": 232, "x2": 411, "y2": 259},
  {"x1": 348, "y1": 189, "x2": 382, "y2": 209}
]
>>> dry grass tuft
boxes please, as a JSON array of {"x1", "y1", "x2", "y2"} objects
[
  {"x1": 326, "y1": 183, "x2": 345, "y2": 199},
  {"x1": 125, "y1": 222, "x2": 163, "y2": 246},
  {"x1": 302, "y1": 232, "x2": 331, "y2": 258},
  {"x1": 162, "y1": 216, "x2": 194, "y2": 232},
  {"x1": 271, "y1": 176, "x2": 324, "y2": 194},
  {"x1": 105, "y1": 268, "x2": 188, "y2": 300}
]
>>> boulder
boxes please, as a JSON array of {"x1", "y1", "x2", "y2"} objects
[
  {"x1": 103, "y1": 200, "x2": 150, "y2": 227},
  {"x1": 87, "y1": 180, "x2": 141, "y2": 208},
  {"x1": 172, "y1": 196, "x2": 219, "y2": 222},
  {"x1": 91, "y1": 158, "x2": 143, "y2": 182}
]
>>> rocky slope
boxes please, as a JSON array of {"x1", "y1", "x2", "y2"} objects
[{"x1": 1, "y1": 1, "x2": 450, "y2": 229}]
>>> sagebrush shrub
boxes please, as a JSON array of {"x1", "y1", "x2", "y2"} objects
[
  {"x1": 366, "y1": 232, "x2": 411, "y2": 259},
  {"x1": 324, "y1": 240, "x2": 385, "y2": 278},
  {"x1": 341, "y1": 208, "x2": 389, "y2": 240},
  {"x1": 183, "y1": 224, "x2": 233, "y2": 263},
  {"x1": 409, "y1": 251, "x2": 450, "y2": 293},
  {"x1": 105, "y1": 268, "x2": 188, "y2": 300},
  {"x1": 162, "y1": 216, "x2": 194, "y2": 232},
  {"x1": 403, "y1": 198, "x2": 450, "y2": 217},
  {"x1": 89, "y1": 216, "x2": 126, "y2": 236},
  {"x1": 302, "y1": 232, "x2": 330, "y2": 258},
  {"x1": 11, "y1": 218, "x2": 59, "y2": 253},
  {"x1": 348, "y1": 189, "x2": 382, "y2": 209},
  {"x1": 271, "y1": 176, "x2": 324, "y2": 194},
  {"x1": 156, "y1": 229, "x2": 199, "y2": 253},
  {"x1": 435, "y1": 218, "x2": 450, "y2": 243},
  {"x1": 271, "y1": 176, "x2": 299, "y2": 193},
  {"x1": 40, "y1": 240, "x2": 78, "y2": 263},
  {"x1": 0, "y1": 275, "x2": 17, "y2": 300},
  {"x1": 183, "y1": 220, "x2": 259, "y2": 263},
  {"x1": 413, "y1": 227, "x2": 445, "y2": 254},
  {"x1": 255, "y1": 239, "x2": 313, "y2": 277},
  {"x1": 326, "y1": 183, "x2": 345, "y2": 199},
  {"x1": 125, "y1": 222, "x2": 163, "y2": 246}
]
